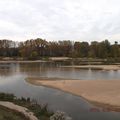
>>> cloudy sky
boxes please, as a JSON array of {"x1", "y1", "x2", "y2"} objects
[{"x1": 0, "y1": 0, "x2": 120, "y2": 43}]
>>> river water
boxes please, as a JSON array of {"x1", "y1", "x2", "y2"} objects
[{"x1": 0, "y1": 62, "x2": 120, "y2": 120}]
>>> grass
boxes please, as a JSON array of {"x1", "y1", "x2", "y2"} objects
[
  {"x1": 0, "y1": 105, "x2": 29, "y2": 120},
  {"x1": 0, "y1": 93, "x2": 54, "y2": 120}
]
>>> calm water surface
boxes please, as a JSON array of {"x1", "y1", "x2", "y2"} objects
[{"x1": 0, "y1": 62, "x2": 120, "y2": 120}]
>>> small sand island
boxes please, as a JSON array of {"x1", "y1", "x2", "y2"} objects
[
  {"x1": 62, "y1": 65, "x2": 120, "y2": 71},
  {"x1": 26, "y1": 78, "x2": 120, "y2": 111}
]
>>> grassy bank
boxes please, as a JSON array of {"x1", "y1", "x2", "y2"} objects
[
  {"x1": 0, "y1": 105, "x2": 29, "y2": 120},
  {"x1": 0, "y1": 93, "x2": 53, "y2": 120}
]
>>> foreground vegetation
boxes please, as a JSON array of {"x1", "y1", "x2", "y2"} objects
[
  {"x1": 0, "y1": 105, "x2": 29, "y2": 120},
  {"x1": 0, "y1": 39, "x2": 120, "y2": 61},
  {"x1": 0, "y1": 93, "x2": 53, "y2": 120}
]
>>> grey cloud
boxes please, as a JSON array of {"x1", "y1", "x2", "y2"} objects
[{"x1": 0, "y1": 0, "x2": 119, "y2": 43}]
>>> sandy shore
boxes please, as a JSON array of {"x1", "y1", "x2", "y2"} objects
[
  {"x1": 0, "y1": 60, "x2": 47, "y2": 63},
  {"x1": 49, "y1": 57, "x2": 71, "y2": 61},
  {"x1": 0, "y1": 101, "x2": 38, "y2": 120},
  {"x1": 62, "y1": 65, "x2": 120, "y2": 70},
  {"x1": 26, "y1": 78, "x2": 120, "y2": 111}
]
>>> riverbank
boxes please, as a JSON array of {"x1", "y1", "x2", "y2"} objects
[
  {"x1": 0, "y1": 105, "x2": 29, "y2": 120},
  {"x1": 0, "y1": 57, "x2": 71, "y2": 63},
  {"x1": 62, "y1": 65, "x2": 120, "y2": 70},
  {"x1": 0, "y1": 57, "x2": 120, "y2": 66},
  {"x1": 0, "y1": 93, "x2": 54, "y2": 120},
  {"x1": 26, "y1": 78, "x2": 120, "y2": 111},
  {"x1": 0, "y1": 101, "x2": 38, "y2": 120}
]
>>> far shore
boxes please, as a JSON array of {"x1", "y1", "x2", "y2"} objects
[{"x1": 26, "y1": 77, "x2": 120, "y2": 112}]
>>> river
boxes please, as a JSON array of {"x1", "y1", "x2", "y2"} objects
[{"x1": 0, "y1": 62, "x2": 120, "y2": 120}]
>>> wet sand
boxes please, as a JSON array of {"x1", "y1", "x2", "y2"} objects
[
  {"x1": 26, "y1": 78, "x2": 120, "y2": 111},
  {"x1": 62, "y1": 65, "x2": 120, "y2": 70}
]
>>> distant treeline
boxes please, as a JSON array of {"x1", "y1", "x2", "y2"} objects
[{"x1": 0, "y1": 38, "x2": 120, "y2": 59}]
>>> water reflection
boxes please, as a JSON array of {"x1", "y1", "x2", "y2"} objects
[{"x1": 19, "y1": 63, "x2": 120, "y2": 80}]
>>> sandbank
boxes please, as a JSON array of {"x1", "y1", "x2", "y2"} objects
[
  {"x1": 26, "y1": 78, "x2": 120, "y2": 111},
  {"x1": 62, "y1": 65, "x2": 120, "y2": 70}
]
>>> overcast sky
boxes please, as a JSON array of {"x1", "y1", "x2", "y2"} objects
[{"x1": 0, "y1": 0, "x2": 120, "y2": 43}]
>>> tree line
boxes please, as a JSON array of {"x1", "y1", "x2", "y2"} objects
[{"x1": 0, "y1": 38, "x2": 120, "y2": 59}]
